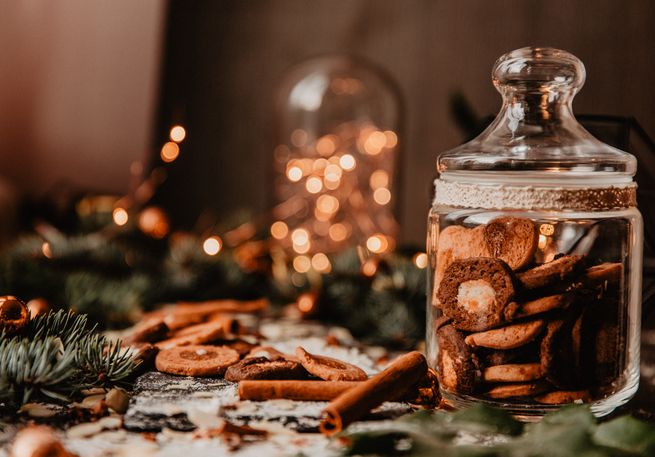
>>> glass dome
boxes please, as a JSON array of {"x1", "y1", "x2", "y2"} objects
[{"x1": 438, "y1": 47, "x2": 637, "y2": 185}]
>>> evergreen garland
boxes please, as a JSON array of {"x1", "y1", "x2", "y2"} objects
[{"x1": 0, "y1": 310, "x2": 137, "y2": 408}]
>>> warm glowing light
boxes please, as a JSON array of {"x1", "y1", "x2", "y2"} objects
[
  {"x1": 287, "y1": 166, "x2": 303, "y2": 182},
  {"x1": 297, "y1": 293, "x2": 316, "y2": 312},
  {"x1": 366, "y1": 234, "x2": 388, "y2": 253},
  {"x1": 539, "y1": 223, "x2": 555, "y2": 236},
  {"x1": 373, "y1": 187, "x2": 392, "y2": 205},
  {"x1": 312, "y1": 158, "x2": 328, "y2": 173},
  {"x1": 311, "y1": 253, "x2": 331, "y2": 272},
  {"x1": 413, "y1": 252, "x2": 428, "y2": 269},
  {"x1": 160, "y1": 142, "x2": 180, "y2": 163},
  {"x1": 112, "y1": 208, "x2": 129, "y2": 226},
  {"x1": 41, "y1": 242, "x2": 52, "y2": 259},
  {"x1": 293, "y1": 241, "x2": 310, "y2": 254},
  {"x1": 170, "y1": 125, "x2": 186, "y2": 143},
  {"x1": 384, "y1": 130, "x2": 398, "y2": 148},
  {"x1": 317, "y1": 195, "x2": 339, "y2": 214},
  {"x1": 291, "y1": 228, "x2": 310, "y2": 245},
  {"x1": 339, "y1": 154, "x2": 356, "y2": 170},
  {"x1": 324, "y1": 164, "x2": 342, "y2": 183},
  {"x1": 293, "y1": 255, "x2": 311, "y2": 273},
  {"x1": 329, "y1": 223, "x2": 348, "y2": 242},
  {"x1": 316, "y1": 135, "x2": 337, "y2": 156},
  {"x1": 369, "y1": 170, "x2": 389, "y2": 189},
  {"x1": 363, "y1": 131, "x2": 387, "y2": 155},
  {"x1": 362, "y1": 259, "x2": 378, "y2": 277},
  {"x1": 538, "y1": 234, "x2": 548, "y2": 249},
  {"x1": 306, "y1": 176, "x2": 323, "y2": 193},
  {"x1": 203, "y1": 236, "x2": 223, "y2": 255},
  {"x1": 270, "y1": 221, "x2": 289, "y2": 239},
  {"x1": 138, "y1": 206, "x2": 170, "y2": 239},
  {"x1": 291, "y1": 129, "x2": 308, "y2": 147}
]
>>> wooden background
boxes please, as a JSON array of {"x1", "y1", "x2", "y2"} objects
[{"x1": 1, "y1": 0, "x2": 655, "y2": 244}]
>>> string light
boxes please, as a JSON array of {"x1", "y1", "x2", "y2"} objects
[
  {"x1": 293, "y1": 255, "x2": 311, "y2": 273},
  {"x1": 41, "y1": 242, "x2": 53, "y2": 259},
  {"x1": 329, "y1": 223, "x2": 348, "y2": 241},
  {"x1": 161, "y1": 142, "x2": 180, "y2": 163},
  {"x1": 112, "y1": 208, "x2": 129, "y2": 226},
  {"x1": 373, "y1": 188, "x2": 391, "y2": 205},
  {"x1": 169, "y1": 125, "x2": 186, "y2": 143},
  {"x1": 311, "y1": 252, "x2": 331, "y2": 272},
  {"x1": 203, "y1": 236, "x2": 222, "y2": 255},
  {"x1": 339, "y1": 154, "x2": 356, "y2": 170},
  {"x1": 413, "y1": 252, "x2": 428, "y2": 269},
  {"x1": 305, "y1": 176, "x2": 323, "y2": 193},
  {"x1": 366, "y1": 234, "x2": 388, "y2": 253},
  {"x1": 270, "y1": 221, "x2": 289, "y2": 239},
  {"x1": 287, "y1": 166, "x2": 303, "y2": 182}
]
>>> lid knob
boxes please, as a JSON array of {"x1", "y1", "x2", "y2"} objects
[{"x1": 492, "y1": 47, "x2": 586, "y2": 96}]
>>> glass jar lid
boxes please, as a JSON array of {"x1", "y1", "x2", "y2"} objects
[{"x1": 438, "y1": 47, "x2": 637, "y2": 186}]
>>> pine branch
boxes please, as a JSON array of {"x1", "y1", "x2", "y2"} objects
[
  {"x1": 0, "y1": 337, "x2": 78, "y2": 405},
  {"x1": 27, "y1": 309, "x2": 94, "y2": 347},
  {"x1": 74, "y1": 334, "x2": 137, "y2": 388}
]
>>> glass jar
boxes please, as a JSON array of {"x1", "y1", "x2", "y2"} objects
[
  {"x1": 272, "y1": 55, "x2": 400, "y2": 277},
  {"x1": 426, "y1": 47, "x2": 642, "y2": 419}
]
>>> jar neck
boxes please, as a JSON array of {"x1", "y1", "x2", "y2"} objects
[{"x1": 499, "y1": 88, "x2": 575, "y2": 133}]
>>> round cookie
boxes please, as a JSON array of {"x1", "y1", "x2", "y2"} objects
[
  {"x1": 436, "y1": 324, "x2": 481, "y2": 395},
  {"x1": 484, "y1": 217, "x2": 538, "y2": 271},
  {"x1": 437, "y1": 258, "x2": 515, "y2": 332},
  {"x1": 295, "y1": 347, "x2": 367, "y2": 381},
  {"x1": 155, "y1": 345, "x2": 240, "y2": 377},
  {"x1": 224, "y1": 356, "x2": 308, "y2": 381}
]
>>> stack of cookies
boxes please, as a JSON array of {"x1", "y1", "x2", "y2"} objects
[{"x1": 433, "y1": 217, "x2": 624, "y2": 404}]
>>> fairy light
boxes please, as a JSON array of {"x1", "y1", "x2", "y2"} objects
[
  {"x1": 317, "y1": 195, "x2": 339, "y2": 214},
  {"x1": 290, "y1": 129, "x2": 308, "y2": 147},
  {"x1": 271, "y1": 221, "x2": 289, "y2": 239},
  {"x1": 297, "y1": 292, "x2": 316, "y2": 313},
  {"x1": 203, "y1": 236, "x2": 222, "y2": 255},
  {"x1": 306, "y1": 176, "x2": 323, "y2": 193},
  {"x1": 41, "y1": 242, "x2": 53, "y2": 259},
  {"x1": 339, "y1": 154, "x2": 356, "y2": 170},
  {"x1": 293, "y1": 255, "x2": 311, "y2": 273},
  {"x1": 161, "y1": 142, "x2": 180, "y2": 163},
  {"x1": 287, "y1": 166, "x2": 303, "y2": 182},
  {"x1": 311, "y1": 253, "x2": 331, "y2": 272},
  {"x1": 370, "y1": 170, "x2": 389, "y2": 189},
  {"x1": 366, "y1": 234, "x2": 388, "y2": 253},
  {"x1": 316, "y1": 135, "x2": 337, "y2": 156},
  {"x1": 384, "y1": 130, "x2": 398, "y2": 148},
  {"x1": 362, "y1": 259, "x2": 378, "y2": 277},
  {"x1": 363, "y1": 130, "x2": 387, "y2": 155},
  {"x1": 373, "y1": 187, "x2": 391, "y2": 205},
  {"x1": 329, "y1": 223, "x2": 348, "y2": 241},
  {"x1": 291, "y1": 228, "x2": 309, "y2": 245},
  {"x1": 170, "y1": 125, "x2": 186, "y2": 143},
  {"x1": 112, "y1": 208, "x2": 129, "y2": 226},
  {"x1": 413, "y1": 252, "x2": 428, "y2": 269}
]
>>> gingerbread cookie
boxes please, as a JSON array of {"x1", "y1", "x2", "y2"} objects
[
  {"x1": 295, "y1": 347, "x2": 367, "y2": 381},
  {"x1": 123, "y1": 317, "x2": 169, "y2": 345},
  {"x1": 465, "y1": 320, "x2": 544, "y2": 350},
  {"x1": 485, "y1": 382, "x2": 549, "y2": 399},
  {"x1": 534, "y1": 390, "x2": 591, "y2": 404},
  {"x1": 437, "y1": 258, "x2": 515, "y2": 331},
  {"x1": 155, "y1": 321, "x2": 226, "y2": 350},
  {"x1": 436, "y1": 324, "x2": 481, "y2": 394},
  {"x1": 504, "y1": 293, "x2": 574, "y2": 320},
  {"x1": 224, "y1": 356, "x2": 307, "y2": 381},
  {"x1": 155, "y1": 345, "x2": 240, "y2": 377},
  {"x1": 517, "y1": 255, "x2": 584, "y2": 290},
  {"x1": 482, "y1": 363, "x2": 542, "y2": 383},
  {"x1": 484, "y1": 217, "x2": 538, "y2": 271}
]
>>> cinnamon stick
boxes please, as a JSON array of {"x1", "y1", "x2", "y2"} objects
[
  {"x1": 319, "y1": 351, "x2": 428, "y2": 436},
  {"x1": 238, "y1": 380, "x2": 361, "y2": 401}
]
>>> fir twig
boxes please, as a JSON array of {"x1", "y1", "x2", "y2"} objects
[
  {"x1": 75, "y1": 334, "x2": 137, "y2": 388},
  {"x1": 28, "y1": 309, "x2": 94, "y2": 347}
]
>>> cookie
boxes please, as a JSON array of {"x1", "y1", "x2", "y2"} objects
[
  {"x1": 517, "y1": 255, "x2": 584, "y2": 290},
  {"x1": 482, "y1": 363, "x2": 542, "y2": 383},
  {"x1": 295, "y1": 347, "x2": 367, "y2": 381},
  {"x1": 482, "y1": 343, "x2": 539, "y2": 366},
  {"x1": 224, "y1": 356, "x2": 308, "y2": 381},
  {"x1": 465, "y1": 320, "x2": 544, "y2": 350},
  {"x1": 484, "y1": 217, "x2": 537, "y2": 270},
  {"x1": 534, "y1": 390, "x2": 591, "y2": 404},
  {"x1": 504, "y1": 294, "x2": 574, "y2": 320},
  {"x1": 540, "y1": 318, "x2": 583, "y2": 389},
  {"x1": 485, "y1": 382, "x2": 549, "y2": 399},
  {"x1": 247, "y1": 346, "x2": 300, "y2": 362},
  {"x1": 433, "y1": 225, "x2": 489, "y2": 301},
  {"x1": 155, "y1": 321, "x2": 226, "y2": 350},
  {"x1": 123, "y1": 317, "x2": 170, "y2": 345},
  {"x1": 582, "y1": 262, "x2": 622, "y2": 286},
  {"x1": 437, "y1": 258, "x2": 515, "y2": 332},
  {"x1": 155, "y1": 345, "x2": 240, "y2": 377},
  {"x1": 437, "y1": 324, "x2": 481, "y2": 394}
]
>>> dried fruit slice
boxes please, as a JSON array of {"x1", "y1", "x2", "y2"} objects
[
  {"x1": 465, "y1": 320, "x2": 544, "y2": 350},
  {"x1": 517, "y1": 255, "x2": 584, "y2": 290},
  {"x1": 436, "y1": 324, "x2": 481, "y2": 394},
  {"x1": 534, "y1": 390, "x2": 591, "y2": 404},
  {"x1": 295, "y1": 347, "x2": 367, "y2": 381},
  {"x1": 437, "y1": 258, "x2": 515, "y2": 332},
  {"x1": 155, "y1": 345, "x2": 240, "y2": 377},
  {"x1": 483, "y1": 363, "x2": 542, "y2": 383},
  {"x1": 224, "y1": 356, "x2": 308, "y2": 381},
  {"x1": 484, "y1": 217, "x2": 538, "y2": 270}
]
